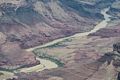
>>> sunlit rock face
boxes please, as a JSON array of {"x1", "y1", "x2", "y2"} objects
[
  {"x1": 0, "y1": 0, "x2": 117, "y2": 49},
  {"x1": 0, "y1": 0, "x2": 104, "y2": 48},
  {"x1": 0, "y1": 0, "x2": 116, "y2": 49}
]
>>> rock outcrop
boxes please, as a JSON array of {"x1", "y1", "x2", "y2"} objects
[{"x1": 0, "y1": 33, "x2": 39, "y2": 70}]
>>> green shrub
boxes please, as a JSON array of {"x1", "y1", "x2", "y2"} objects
[{"x1": 33, "y1": 50, "x2": 64, "y2": 67}]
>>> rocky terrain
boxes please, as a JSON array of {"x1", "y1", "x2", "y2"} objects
[
  {"x1": 0, "y1": 33, "x2": 39, "y2": 70},
  {"x1": 11, "y1": 24, "x2": 120, "y2": 80},
  {"x1": 0, "y1": 0, "x2": 99, "y2": 70},
  {"x1": 0, "y1": 0, "x2": 105, "y2": 71},
  {"x1": 0, "y1": 0, "x2": 120, "y2": 80},
  {"x1": 11, "y1": 22, "x2": 120, "y2": 80},
  {"x1": 0, "y1": 0, "x2": 106, "y2": 49}
]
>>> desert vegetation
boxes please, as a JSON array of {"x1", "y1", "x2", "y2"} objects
[{"x1": 33, "y1": 49, "x2": 64, "y2": 67}]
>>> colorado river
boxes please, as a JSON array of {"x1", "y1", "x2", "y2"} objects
[
  {"x1": 26, "y1": 7, "x2": 111, "y2": 52},
  {"x1": 22, "y1": 7, "x2": 111, "y2": 73},
  {"x1": 19, "y1": 58, "x2": 58, "y2": 73},
  {"x1": 0, "y1": 71, "x2": 16, "y2": 80},
  {"x1": 0, "y1": 7, "x2": 112, "y2": 79}
]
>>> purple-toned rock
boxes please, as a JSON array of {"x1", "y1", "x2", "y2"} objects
[{"x1": 0, "y1": 42, "x2": 39, "y2": 69}]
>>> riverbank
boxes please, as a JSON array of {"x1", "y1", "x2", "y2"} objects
[
  {"x1": 19, "y1": 57, "x2": 58, "y2": 73},
  {"x1": 33, "y1": 50, "x2": 64, "y2": 67},
  {"x1": 0, "y1": 71, "x2": 16, "y2": 80},
  {"x1": 22, "y1": 7, "x2": 111, "y2": 73}
]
